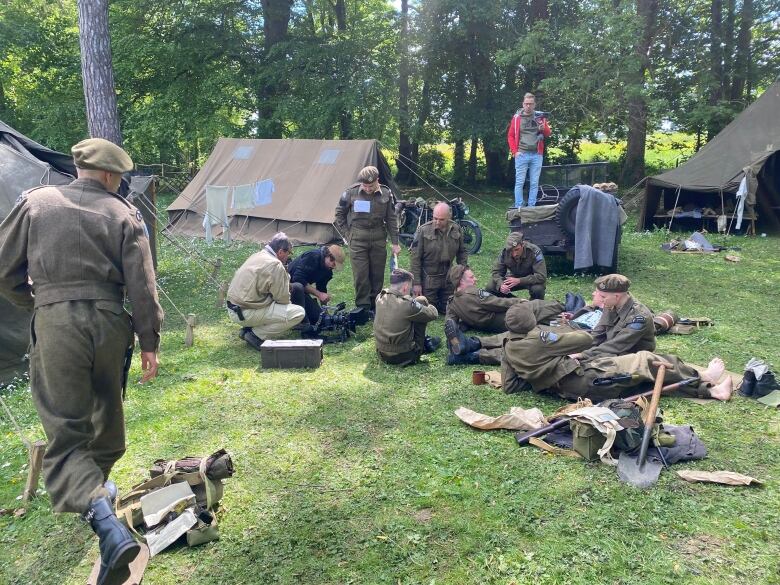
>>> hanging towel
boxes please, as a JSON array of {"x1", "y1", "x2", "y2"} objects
[
  {"x1": 232, "y1": 183, "x2": 256, "y2": 210},
  {"x1": 204, "y1": 185, "x2": 231, "y2": 244}
]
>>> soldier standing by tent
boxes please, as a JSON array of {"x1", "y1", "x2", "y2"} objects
[
  {"x1": 334, "y1": 166, "x2": 400, "y2": 312},
  {"x1": 0, "y1": 138, "x2": 163, "y2": 585}
]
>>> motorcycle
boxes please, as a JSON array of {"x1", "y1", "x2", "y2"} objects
[{"x1": 395, "y1": 196, "x2": 483, "y2": 254}]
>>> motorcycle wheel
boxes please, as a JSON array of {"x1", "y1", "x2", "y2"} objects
[{"x1": 459, "y1": 219, "x2": 482, "y2": 255}]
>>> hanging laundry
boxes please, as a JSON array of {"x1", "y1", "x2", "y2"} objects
[
  {"x1": 254, "y1": 179, "x2": 275, "y2": 206},
  {"x1": 203, "y1": 185, "x2": 231, "y2": 244},
  {"x1": 232, "y1": 183, "x2": 255, "y2": 210}
]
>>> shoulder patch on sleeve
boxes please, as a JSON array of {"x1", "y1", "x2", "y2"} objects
[
  {"x1": 631, "y1": 315, "x2": 646, "y2": 323},
  {"x1": 411, "y1": 299, "x2": 423, "y2": 311},
  {"x1": 540, "y1": 330, "x2": 559, "y2": 344},
  {"x1": 478, "y1": 289, "x2": 491, "y2": 299},
  {"x1": 535, "y1": 253, "x2": 544, "y2": 263}
]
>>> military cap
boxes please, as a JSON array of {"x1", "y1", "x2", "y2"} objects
[
  {"x1": 357, "y1": 165, "x2": 380, "y2": 183},
  {"x1": 71, "y1": 138, "x2": 133, "y2": 173},
  {"x1": 326, "y1": 244, "x2": 345, "y2": 270},
  {"x1": 594, "y1": 273, "x2": 630, "y2": 293},
  {"x1": 390, "y1": 268, "x2": 414, "y2": 285},
  {"x1": 505, "y1": 303, "x2": 536, "y2": 334},
  {"x1": 505, "y1": 231, "x2": 525, "y2": 250},
  {"x1": 447, "y1": 264, "x2": 467, "y2": 289}
]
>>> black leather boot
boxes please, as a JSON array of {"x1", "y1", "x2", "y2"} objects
[
  {"x1": 239, "y1": 327, "x2": 264, "y2": 351},
  {"x1": 446, "y1": 351, "x2": 480, "y2": 365},
  {"x1": 445, "y1": 319, "x2": 481, "y2": 355},
  {"x1": 84, "y1": 490, "x2": 140, "y2": 585},
  {"x1": 739, "y1": 370, "x2": 756, "y2": 397},
  {"x1": 754, "y1": 370, "x2": 779, "y2": 398},
  {"x1": 423, "y1": 336, "x2": 441, "y2": 354}
]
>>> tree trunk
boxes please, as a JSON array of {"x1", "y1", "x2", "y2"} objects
[
  {"x1": 730, "y1": 0, "x2": 752, "y2": 103},
  {"x1": 258, "y1": 0, "x2": 293, "y2": 138},
  {"x1": 334, "y1": 0, "x2": 347, "y2": 31},
  {"x1": 76, "y1": 0, "x2": 122, "y2": 145},
  {"x1": 453, "y1": 139, "x2": 466, "y2": 186},
  {"x1": 620, "y1": 0, "x2": 658, "y2": 187},
  {"x1": 484, "y1": 142, "x2": 505, "y2": 186},
  {"x1": 707, "y1": 0, "x2": 724, "y2": 139},
  {"x1": 396, "y1": 0, "x2": 413, "y2": 184},
  {"x1": 467, "y1": 138, "x2": 478, "y2": 185}
]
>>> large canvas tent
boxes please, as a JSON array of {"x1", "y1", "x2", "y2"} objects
[
  {"x1": 639, "y1": 80, "x2": 780, "y2": 232},
  {"x1": 166, "y1": 139, "x2": 398, "y2": 245},
  {"x1": 0, "y1": 121, "x2": 75, "y2": 386}
]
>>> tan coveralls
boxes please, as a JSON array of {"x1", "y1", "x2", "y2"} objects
[{"x1": 0, "y1": 179, "x2": 163, "y2": 513}]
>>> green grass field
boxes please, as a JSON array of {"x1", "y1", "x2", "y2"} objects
[{"x1": 1, "y1": 189, "x2": 779, "y2": 584}]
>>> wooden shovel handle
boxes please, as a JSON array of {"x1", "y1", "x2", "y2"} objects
[{"x1": 644, "y1": 364, "x2": 667, "y2": 426}]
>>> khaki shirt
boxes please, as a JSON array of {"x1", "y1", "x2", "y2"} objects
[
  {"x1": 502, "y1": 325, "x2": 593, "y2": 392},
  {"x1": 227, "y1": 247, "x2": 291, "y2": 310},
  {"x1": 445, "y1": 285, "x2": 522, "y2": 332},
  {"x1": 374, "y1": 289, "x2": 438, "y2": 355},
  {"x1": 488, "y1": 242, "x2": 547, "y2": 292},
  {"x1": 0, "y1": 178, "x2": 163, "y2": 351},
  {"x1": 410, "y1": 220, "x2": 468, "y2": 284},
  {"x1": 581, "y1": 295, "x2": 655, "y2": 360},
  {"x1": 334, "y1": 183, "x2": 399, "y2": 244}
]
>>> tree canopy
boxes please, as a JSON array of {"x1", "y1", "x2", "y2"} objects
[{"x1": 1, "y1": 0, "x2": 777, "y2": 183}]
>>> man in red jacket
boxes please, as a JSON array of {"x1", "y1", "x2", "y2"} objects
[{"x1": 507, "y1": 92, "x2": 551, "y2": 208}]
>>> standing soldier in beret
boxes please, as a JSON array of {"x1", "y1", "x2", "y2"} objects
[
  {"x1": 409, "y1": 201, "x2": 468, "y2": 313},
  {"x1": 568, "y1": 274, "x2": 656, "y2": 361},
  {"x1": 334, "y1": 166, "x2": 400, "y2": 313},
  {"x1": 374, "y1": 269, "x2": 440, "y2": 366},
  {"x1": 486, "y1": 232, "x2": 547, "y2": 300},
  {"x1": 0, "y1": 138, "x2": 163, "y2": 585}
]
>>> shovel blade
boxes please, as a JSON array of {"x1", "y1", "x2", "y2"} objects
[{"x1": 617, "y1": 451, "x2": 663, "y2": 488}]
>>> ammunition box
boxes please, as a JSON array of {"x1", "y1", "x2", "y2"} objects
[
  {"x1": 260, "y1": 339, "x2": 323, "y2": 369},
  {"x1": 570, "y1": 420, "x2": 606, "y2": 462}
]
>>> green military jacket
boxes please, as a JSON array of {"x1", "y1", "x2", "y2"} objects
[
  {"x1": 0, "y1": 179, "x2": 163, "y2": 352},
  {"x1": 410, "y1": 220, "x2": 468, "y2": 286},
  {"x1": 373, "y1": 289, "x2": 438, "y2": 355},
  {"x1": 581, "y1": 295, "x2": 655, "y2": 360},
  {"x1": 227, "y1": 246, "x2": 292, "y2": 310},
  {"x1": 445, "y1": 285, "x2": 522, "y2": 332},
  {"x1": 502, "y1": 324, "x2": 594, "y2": 392},
  {"x1": 487, "y1": 242, "x2": 547, "y2": 292},
  {"x1": 334, "y1": 183, "x2": 399, "y2": 244}
]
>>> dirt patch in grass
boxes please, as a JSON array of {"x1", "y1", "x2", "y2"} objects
[
  {"x1": 413, "y1": 508, "x2": 433, "y2": 523},
  {"x1": 676, "y1": 533, "x2": 728, "y2": 564}
]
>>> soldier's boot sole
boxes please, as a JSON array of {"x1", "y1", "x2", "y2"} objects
[{"x1": 444, "y1": 319, "x2": 467, "y2": 355}]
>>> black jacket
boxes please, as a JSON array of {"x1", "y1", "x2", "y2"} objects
[{"x1": 288, "y1": 247, "x2": 333, "y2": 293}]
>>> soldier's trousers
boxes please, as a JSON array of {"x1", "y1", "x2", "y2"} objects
[
  {"x1": 29, "y1": 300, "x2": 133, "y2": 513},
  {"x1": 349, "y1": 229, "x2": 388, "y2": 310},
  {"x1": 227, "y1": 301, "x2": 305, "y2": 339},
  {"x1": 490, "y1": 283, "x2": 546, "y2": 300},
  {"x1": 554, "y1": 351, "x2": 713, "y2": 402},
  {"x1": 477, "y1": 332, "x2": 509, "y2": 365},
  {"x1": 421, "y1": 273, "x2": 453, "y2": 314}
]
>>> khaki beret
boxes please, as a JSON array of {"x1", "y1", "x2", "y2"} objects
[
  {"x1": 326, "y1": 244, "x2": 345, "y2": 271},
  {"x1": 594, "y1": 273, "x2": 630, "y2": 293},
  {"x1": 505, "y1": 303, "x2": 536, "y2": 334},
  {"x1": 506, "y1": 231, "x2": 525, "y2": 250},
  {"x1": 447, "y1": 264, "x2": 467, "y2": 289},
  {"x1": 71, "y1": 138, "x2": 133, "y2": 174},
  {"x1": 357, "y1": 165, "x2": 379, "y2": 183}
]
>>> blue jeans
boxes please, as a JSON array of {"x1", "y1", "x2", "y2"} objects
[{"x1": 514, "y1": 152, "x2": 543, "y2": 207}]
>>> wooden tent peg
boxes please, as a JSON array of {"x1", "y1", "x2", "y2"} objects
[
  {"x1": 22, "y1": 440, "x2": 47, "y2": 502},
  {"x1": 185, "y1": 313, "x2": 197, "y2": 347},
  {"x1": 211, "y1": 257, "x2": 222, "y2": 281},
  {"x1": 216, "y1": 282, "x2": 228, "y2": 308}
]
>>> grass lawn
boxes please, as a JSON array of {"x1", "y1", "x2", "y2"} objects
[{"x1": 1, "y1": 188, "x2": 779, "y2": 584}]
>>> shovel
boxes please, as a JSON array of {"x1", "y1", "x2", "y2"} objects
[{"x1": 617, "y1": 362, "x2": 668, "y2": 488}]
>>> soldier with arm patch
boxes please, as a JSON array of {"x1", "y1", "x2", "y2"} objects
[
  {"x1": 373, "y1": 269, "x2": 440, "y2": 366},
  {"x1": 486, "y1": 232, "x2": 546, "y2": 300},
  {"x1": 0, "y1": 138, "x2": 163, "y2": 585},
  {"x1": 575, "y1": 274, "x2": 656, "y2": 361}
]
